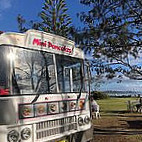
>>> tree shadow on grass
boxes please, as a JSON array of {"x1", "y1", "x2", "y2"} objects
[
  {"x1": 93, "y1": 127, "x2": 142, "y2": 135},
  {"x1": 120, "y1": 114, "x2": 142, "y2": 118},
  {"x1": 103, "y1": 110, "x2": 142, "y2": 115},
  {"x1": 101, "y1": 110, "x2": 128, "y2": 117},
  {"x1": 127, "y1": 120, "x2": 142, "y2": 129},
  {"x1": 102, "y1": 110, "x2": 128, "y2": 114}
]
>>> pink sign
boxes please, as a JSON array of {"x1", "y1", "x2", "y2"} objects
[{"x1": 32, "y1": 38, "x2": 73, "y2": 54}]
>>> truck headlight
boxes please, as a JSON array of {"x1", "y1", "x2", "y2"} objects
[
  {"x1": 7, "y1": 130, "x2": 19, "y2": 142},
  {"x1": 84, "y1": 115, "x2": 90, "y2": 124},
  {"x1": 78, "y1": 117, "x2": 84, "y2": 126},
  {"x1": 21, "y1": 127, "x2": 31, "y2": 140}
]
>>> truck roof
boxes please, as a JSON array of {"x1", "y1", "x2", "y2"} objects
[{"x1": 0, "y1": 29, "x2": 84, "y2": 59}]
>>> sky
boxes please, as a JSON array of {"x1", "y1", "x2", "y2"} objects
[
  {"x1": 98, "y1": 55, "x2": 142, "y2": 92},
  {"x1": 0, "y1": 0, "x2": 142, "y2": 92},
  {"x1": 0, "y1": 0, "x2": 87, "y2": 32}
]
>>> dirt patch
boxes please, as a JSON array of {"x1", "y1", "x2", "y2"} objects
[{"x1": 92, "y1": 113, "x2": 142, "y2": 142}]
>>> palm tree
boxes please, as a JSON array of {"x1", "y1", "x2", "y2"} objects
[{"x1": 40, "y1": 0, "x2": 72, "y2": 38}]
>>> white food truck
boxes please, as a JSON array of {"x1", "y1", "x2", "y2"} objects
[{"x1": 0, "y1": 29, "x2": 93, "y2": 142}]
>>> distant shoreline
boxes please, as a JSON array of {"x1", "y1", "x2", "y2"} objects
[{"x1": 102, "y1": 90, "x2": 141, "y2": 97}]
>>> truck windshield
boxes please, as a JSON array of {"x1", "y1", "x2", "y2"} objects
[
  {"x1": 0, "y1": 46, "x2": 86, "y2": 95},
  {"x1": 11, "y1": 47, "x2": 56, "y2": 94}
]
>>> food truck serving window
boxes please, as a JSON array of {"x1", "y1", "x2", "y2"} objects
[{"x1": 56, "y1": 55, "x2": 85, "y2": 93}]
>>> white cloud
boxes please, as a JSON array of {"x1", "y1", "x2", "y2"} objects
[{"x1": 0, "y1": 0, "x2": 12, "y2": 10}]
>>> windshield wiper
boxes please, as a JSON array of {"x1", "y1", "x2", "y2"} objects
[{"x1": 31, "y1": 94, "x2": 40, "y2": 104}]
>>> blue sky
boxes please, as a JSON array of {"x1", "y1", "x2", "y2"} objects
[
  {"x1": 0, "y1": 0, "x2": 142, "y2": 92},
  {"x1": 0, "y1": 0, "x2": 87, "y2": 32}
]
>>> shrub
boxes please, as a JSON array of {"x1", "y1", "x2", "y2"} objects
[{"x1": 91, "y1": 91, "x2": 110, "y2": 100}]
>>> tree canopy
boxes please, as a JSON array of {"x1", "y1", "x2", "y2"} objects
[
  {"x1": 40, "y1": 0, "x2": 72, "y2": 37},
  {"x1": 17, "y1": 0, "x2": 142, "y2": 81},
  {"x1": 17, "y1": 0, "x2": 72, "y2": 38},
  {"x1": 17, "y1": 14, "x2": 41, "y2": 32},
  {"x1": 78, "y1": 0, "x2": 142, "y2": 80}
]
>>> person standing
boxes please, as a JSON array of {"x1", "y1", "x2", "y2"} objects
[{"x1": 91, "y1": 97, "x2": 100, "y2": 119}]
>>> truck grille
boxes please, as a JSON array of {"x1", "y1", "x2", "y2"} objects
[{"x1": 36, "y1": 116, "x2": 77, "y2": 140}]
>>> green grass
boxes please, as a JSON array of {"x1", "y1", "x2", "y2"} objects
[{"x1": 97, "y1": 97, "x2": 137, "y2": 115}]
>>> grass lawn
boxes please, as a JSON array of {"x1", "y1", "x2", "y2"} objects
[
  {"x1": 92, "y1": 97, "x2": 142, "y2": 142},
  {"x1": 97, "y1": 97, "x2": 137, "y2": 114}
]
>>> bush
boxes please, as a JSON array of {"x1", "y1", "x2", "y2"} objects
[{"x1": 91, "y1": 91, "x2": 110, "y2": 100}]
